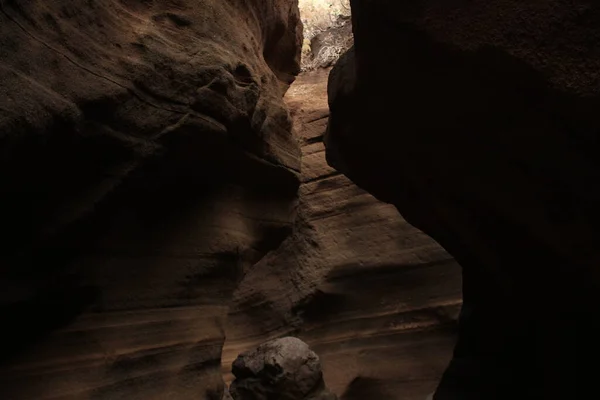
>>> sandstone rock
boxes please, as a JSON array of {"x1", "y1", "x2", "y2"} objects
[
  {"x1": 223, "y1": 69, "x2": 461, "y2": 399},
  {"x1": 298, "y1": 0, "x2": 351, "y2": 43},
  {"x1": 298, "y1": 0, "x2": 353, "y2": 70},
  {"x1": 230, "y1": 337, "x2": 337, "y2": 400},
  {"x1": 0, "y1": 0, "x2": 302, "y2": 398},
  {"x1": 326, "y1": 1, "x2": 600, "y2": 398},
  {"x1": 306, "y1": 21, "x2": 353, "y2": 70}
]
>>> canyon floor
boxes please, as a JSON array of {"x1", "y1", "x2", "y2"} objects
[{"x1": 223, "y1": 69, "x2": 464, "y2": 400}]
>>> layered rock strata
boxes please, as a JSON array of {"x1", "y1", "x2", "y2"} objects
[
  {"x1": 325, "y1": 1, "x2": 600, "y2": 398},
  {"x1": 0, "y1": 0, "x2": 302, "y2": 398},
  {"x1": 224, "y1": 69, "x2": 463, "y2": 399}
]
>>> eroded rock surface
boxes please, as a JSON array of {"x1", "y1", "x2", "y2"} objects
[
  {"x1": 224, "y1": 69, "x2": 462, "y2": 399},
  {"x1": 298, "y1": 0, "x2": 353, "y2": 70},
  {"x1": 229, "y1": 337, "x2": 336, "y2": 400},
  {"x1": 0, "y1": 0, "x2": 302, "y2": 398},
  {"x1": 326, "y1": 1, "x2": 600, "y2": 398}
]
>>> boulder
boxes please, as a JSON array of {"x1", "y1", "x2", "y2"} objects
[
  {"x1": 230, "y1": 337, "x2": 337, "y2": 400},
  {"x1": 326, "y1": 0, "x2": 600, "y2": 398}
]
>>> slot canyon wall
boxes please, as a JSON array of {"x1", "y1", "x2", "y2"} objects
[
  {"x1": 223, "y1": 69, "x2": 462, "y2": 398},
  {"x1": 1, "y1": 0, "x2": 465, "y2": 399},
  {"x1": 326, "y1": 0, "x2": 600, "y2": 398},
  {"x1": 0, "y1": 0, "x2": 303, "y2": 398},
  {"x1": 9, "y1": 0, "x2": 596, "y2": 399}
]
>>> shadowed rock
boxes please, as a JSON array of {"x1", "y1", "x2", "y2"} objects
[
  {"x1": 229, "y1": 337, "x2": 337, "y2": 400},
  {"x1": 0, "y1": 0, "x2": 302, "y2": 398},
  {"x1": 223, "y1": 68, "x2": 461, "y2": 400},
  {"x1": 326, "y1": 0, "x2": 600, "y2": 398}
]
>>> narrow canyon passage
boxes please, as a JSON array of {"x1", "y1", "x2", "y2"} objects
[
  {"x1": 222, "y1": 69, "x2": 463, "y2": 400},
  {"x1": 3, "y1": 0, "x2": 596, "y2": 398}
]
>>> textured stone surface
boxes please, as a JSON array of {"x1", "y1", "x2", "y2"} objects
[
  {"x1": 305, "y1": 21, "x2": 353, "y2": 70},
  {"x1": 298, "y1": 0, "x2": 351, "y2": 41},
  {"x1": 0, "y1": 0, "x2": 302, "y2": 399},
  {"x1": 326, "y1": 0, "x2": 600, "y2": 398},
  {"x1": 298, "y1": 0, "x2": 352, "y2": 70},
  {"x1": 229, "y1": 337, "x2": 336, "y2": 400},
  {"x1": 223, "y1": 69, "x2": 462, "y2": 399}
]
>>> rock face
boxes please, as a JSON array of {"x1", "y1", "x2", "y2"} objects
[
  {"x1": 0, "y1": 0, "x2": 302, "y2": 399},
  {"x1": 229, "y1": 337, "x2": 336, "y2": 400},
  {"x1": 326, "y1": 1, "x2": 600, "y2": 399},
  {"x1": 223, "y1": 69, "x2": 462, "y2": 399},
  {"x1": 298, "y1": 0, "x2": 353, "y2": 70},
  {"x1": 305, "y1": 21, "x2": 353, "y2": 70}
]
